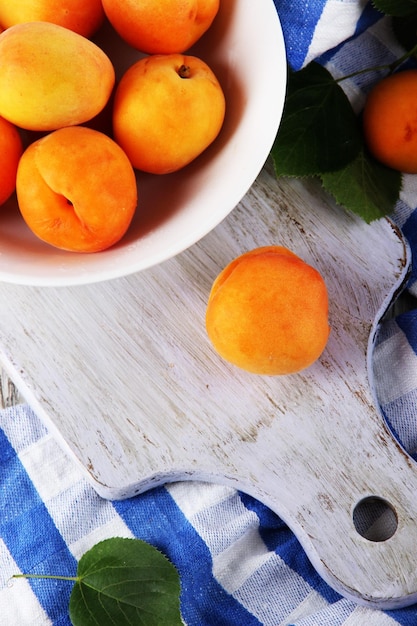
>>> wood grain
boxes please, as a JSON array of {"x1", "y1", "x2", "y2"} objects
[{"x1": 0, "y1": 161, "x2": 415, "y2": 608}]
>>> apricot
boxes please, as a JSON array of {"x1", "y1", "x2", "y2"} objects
[
  {"x1": 101, "y1": 0, "x2": 219, "y2": 54},
  {"x1": 0, "y1": 116, "x2": 23, "y2": 206},
  {"x1": 0, "y1": 0, "x2": 105, "y2": 38},
  {"x1": 113, "y1": 54, "x2": 226, "y2": 174},
  {"x1": 205, "y1": 246, "x2": 330, "y2": 375},
  {"x1": 16, "y1": 126, "x2": 138, "y2": 253},
  {"x1": 0, "y1": 22, "x2": 115, "y2": 132},
  {"x1": 363, "y1": 69, "x2": 417, "y2": 174}
]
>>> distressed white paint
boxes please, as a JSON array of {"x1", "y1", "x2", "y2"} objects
[{"x1": 0, "y1": 163, "x2": 415, "y2": 609}]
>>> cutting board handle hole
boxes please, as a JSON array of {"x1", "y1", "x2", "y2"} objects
[{"x1": 352, "y1": 496, "x2": 398, "y2": 542}]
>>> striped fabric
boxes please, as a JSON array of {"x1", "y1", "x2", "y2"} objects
[
  {"x1": 2, "y1": 1, "x2": 417, "y2": 623},
  {"x1": 1, "y1": 401, "x2": 416, "y2": 625}
]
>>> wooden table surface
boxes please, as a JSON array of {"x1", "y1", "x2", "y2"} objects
[{"x1": 0, "y1": 368, "x2": 23, "y2": 408}]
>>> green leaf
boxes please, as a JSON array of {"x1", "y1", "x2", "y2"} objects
[
  {"x1": 69, "y1": 538, "x2": 183, "y2": 626},
  {"x1": 271, "y1": 62, "x2": 362, "y2": 177},
  {"x1": 392, "y1": 14, "x2": 417, "y2": 51},
  {"x1": 321, "y1": 149, "x2": 402, "y2": 223},
  {"x1": 372, "y1": 0, "x2": 417, "y2": 17}
]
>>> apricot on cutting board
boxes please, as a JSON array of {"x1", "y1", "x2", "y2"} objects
[{"x1": 205, "y1": 246, "x2": 330, "y2": 375}]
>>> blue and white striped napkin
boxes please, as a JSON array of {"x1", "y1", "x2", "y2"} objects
[
  {"x1": 2, "y1": 1, "x2": 417, "y2": 624},
  {"x1": 2, "y1": 399, "x2": 417, "y2": 626}
]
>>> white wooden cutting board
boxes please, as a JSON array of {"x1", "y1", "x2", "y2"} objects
[{"x1": 1, "y1": 162, "x2": 416, "y2": 609}]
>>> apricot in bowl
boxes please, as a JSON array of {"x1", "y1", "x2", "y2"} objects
[
  {"x1": 0, "y1": 0, "x2": 105, "y2": 38},
  {"x1": 0, "y1": 115, "x2": 23, "y2": 206},
  {"x1": 113, "y1": 53, "x2": 226, "y2": 175},
  {"x1": 16, "y1": 127, "x2": 138, "y2": 253},
  {"x1": 206, "y1": 246, "x2": 330, "y2": 375},
  {"x1": 101, "y1": 0, "x2": 219, "y2": 54},
  {"x1": 0, "y1": 21, "x2": 114, "y2": 132}
]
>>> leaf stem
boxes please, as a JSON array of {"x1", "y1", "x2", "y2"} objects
[
  {"x1": 335, "y1": 42, "x2": 417, "y2": 83},
  {"x1": 12, "y1": 573, "x2": 78, "y2": 582}
]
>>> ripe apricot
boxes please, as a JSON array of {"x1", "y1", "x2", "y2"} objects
[
  {"x1": 0, "y1": 0, "x2": 105, "y2": 38},
  {"x1": 101, "y1": 0, "x2": 219, "y2": 54},
  {"x1": 16, "y1": 126, "x2": 138, "y2": 253},
  {"x1": 363, "y1": 69, "x2": 417, "y2": 173},
  {"x1": 205, "y1": 246, "x2": 330, "y2": 375},
  {"x1": 113, "y1": 54, "x2": 226, "y2": 174},
  {"x1": 0, "y1": 22, "x2": 115, "y2": 132},
  {"x1": 0, "y1": 116, "x2": 23, "y2": 206}
]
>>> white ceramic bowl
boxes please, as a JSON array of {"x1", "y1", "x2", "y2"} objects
[{"x1": 0, "y1": 0, "x2": 286, "y2": 286}]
